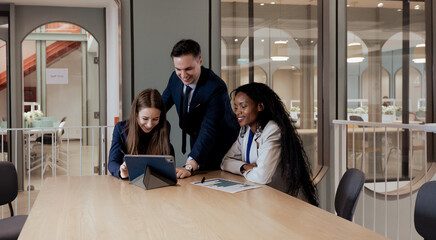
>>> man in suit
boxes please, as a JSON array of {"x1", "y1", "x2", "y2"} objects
[{"x1": 162, "y1": 39, "x2": 239, "y2": 178}]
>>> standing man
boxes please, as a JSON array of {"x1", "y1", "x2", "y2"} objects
[{"x1": 162, "y1": 39, "x2": 239, "y2": 178}]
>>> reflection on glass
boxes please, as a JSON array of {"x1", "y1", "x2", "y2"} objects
[
  {"x1": 346, "y1": 0, "x2": 426, "y2": 181},
  {"x1": 221, "y1": 0, "x2": 319, "y2": 172}
]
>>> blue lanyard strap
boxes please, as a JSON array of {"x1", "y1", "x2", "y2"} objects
[{"x1": 246, "y1": 130, "x2": 254, "y2": 164}]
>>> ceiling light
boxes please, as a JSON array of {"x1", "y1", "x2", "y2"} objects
[
  {"x1": 261, "y1": 39, "x2": 265, "y2": 42},
  {"x1": 260, "y1": 3, "x2": 265, "y2": 6},
  {"x1": 271, "y1": 2, "x2": 276, "y2": 4},
  {"x1": 413, "y1": 44, "x2": 425, "y2": 63},
  {"x1": 347, "y1": 43, "x2": 364, "y2": 63},
  {"x1": 234, "y1": 38, "x2": 238, "y2": 42},
  {"x1": 377, "y1": 2, "x2": 384, "y2": 8},
  {"x1": 271, "y1": 40, "x2": 289, "y2": 61},
  {"x1": 414, "y1": 5, "x2": 420, "y2": 10}
]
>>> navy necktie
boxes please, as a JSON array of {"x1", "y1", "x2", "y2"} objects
[{"x1": 181, "y1": 86, "x2": 192, "y2": 154}]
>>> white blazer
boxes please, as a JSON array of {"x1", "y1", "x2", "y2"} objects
[{"x1": 221, "y1": 120, "x2": 281, "y2": 184}]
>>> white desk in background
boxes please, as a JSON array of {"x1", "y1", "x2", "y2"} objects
[{"x1": 19, "y1": 171, "x2": 388, "y2": 240}]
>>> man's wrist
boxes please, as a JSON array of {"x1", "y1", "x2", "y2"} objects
[
  {"x1": 186, "y1": 159, "x2": 199, "y2": 171},
  {"x1": 183, "y1": 164, "x2": 194, "y2": 175}
]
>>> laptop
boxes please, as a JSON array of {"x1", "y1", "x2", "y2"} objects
[{"x1": 123, "y1": 155, "x2": 177, "y2": 190}]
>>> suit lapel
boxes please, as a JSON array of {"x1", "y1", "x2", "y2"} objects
[
  {"x1": 174, "y1": 78, "x2": 184, "y2": 115},
  {"x1": 189, "y1": 67, "x2": 208, "y2": 109}
]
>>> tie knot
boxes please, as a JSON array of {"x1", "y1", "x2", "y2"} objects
[{"x1": 185, "y1": 86, "x2": 192, "y2": 94}]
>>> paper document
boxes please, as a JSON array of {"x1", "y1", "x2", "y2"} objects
[{"x1": 191, "y1": 178, "x2": 261, "y2": 194}]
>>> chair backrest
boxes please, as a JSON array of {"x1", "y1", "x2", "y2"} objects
[
  {"x1": 414, "y1": 181, "x2": 436, "y2": 240},
  {"x1": 56, "y1": 120, "x2": 66, "y2": 141},
  {"x1": 0, "y1": 161, "x2": 18, "y2": 216},
  {"x1": 335, "y1": 168, "x2": 365, "y2": 221},
  {"x1": 349, "y1": 115, "x2": 364, "y2": 122}
]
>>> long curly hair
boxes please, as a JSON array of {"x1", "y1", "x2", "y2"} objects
[
  {"x1": 126, "y1": 89, "x2": 170, "y2": 156},
  {"x1": 233, "y1": 82, "x2": 319, "y2": 206}
]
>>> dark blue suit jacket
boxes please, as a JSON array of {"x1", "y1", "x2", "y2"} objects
[
  {"x1": 108, "y1": 120, "x2": 174, "y2": 178},
  {"x1": 162, "y1": 66, "x2": 239, "y2": 170}
]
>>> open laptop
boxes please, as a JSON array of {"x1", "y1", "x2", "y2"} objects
[{"x1": 124, "y1": 155, "x2": 177, "y2": 190}]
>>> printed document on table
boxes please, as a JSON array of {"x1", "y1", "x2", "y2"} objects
[{"x1": 191, "y1": 178, "x2": 261, "y2": 194}]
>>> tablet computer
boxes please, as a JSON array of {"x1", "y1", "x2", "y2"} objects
[{"x1": 123, "y1": 155, "x2": 177, "y2": 190}]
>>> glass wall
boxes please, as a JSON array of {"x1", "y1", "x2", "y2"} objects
[
  {"x1": 0, "y1": 15, "x2": 8, "y2": 161},
  {"x1": 347, "y1": 1, "x2": 425, "y2": 124},
  {"x1": 346, "y1": 1, "x2": 426, "y2": 180},
  {"x1": 221, "y1": 0, "x2": 320, "y2": 173},
  {"x1": 22, "y1": 22, "x2": 100, "y2": 186}
]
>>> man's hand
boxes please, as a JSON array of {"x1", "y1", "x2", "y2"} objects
[{"x1": 176, "y1": 167, "x2": 192, "y2": 179}]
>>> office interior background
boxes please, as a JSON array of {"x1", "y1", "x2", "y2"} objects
[{"x1": 0, "y1": 0, "x2": 435, "y2": 239}]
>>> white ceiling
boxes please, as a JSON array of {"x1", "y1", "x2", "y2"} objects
[{"x1": 0, "y1": 0, "x2": 114, "y2": 8}]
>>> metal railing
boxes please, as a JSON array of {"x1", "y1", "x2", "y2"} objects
[
  {"x1": 1, "y1": 125, "x2": 115, "y2": 218},
  {"x1": 333, "y1": 120, "x2": 436, "y2": 240}
]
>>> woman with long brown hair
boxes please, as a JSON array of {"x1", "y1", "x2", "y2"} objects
[{"x1": 108, "y1": 89, "x2": 172, "y2": 179}]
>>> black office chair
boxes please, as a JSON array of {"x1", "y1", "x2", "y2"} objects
[
  {"x1": 335, "y1": 168, "x2": 365, "y2": 221},
  {"x1": 349, "y1": 115, "x2": 364, "y2": 122},
  {"x1": 414, "y1": 181, "x2": 436, "y2": 240},
  {"x1": 0, "y1": 161, "x2": 28, "y2": 240}
]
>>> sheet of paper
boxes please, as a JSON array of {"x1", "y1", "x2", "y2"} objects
[{"x1": 191, "y1": 178, "x2": 261, "y2": 194}]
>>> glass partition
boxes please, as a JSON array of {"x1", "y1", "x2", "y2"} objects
[
  {"x1": 221, "y1": 0, "x2": 320, "y2": 174},
  {"x1": 22, "y1": 22, "x2": 100, "y2": 188},
  {"x1": 0, "y1": 15, "x2": 8, "y2": 161},
  {"x1": 346, "y1": 0, "x2": 427, "y2": 181}
]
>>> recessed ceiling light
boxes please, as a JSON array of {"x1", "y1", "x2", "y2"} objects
[
  {"x1": 260, "y1": 3, "x2": 265, "y2": 6},
  {"x1": 397, "y1": 9, "x2": 402, "y2": 12},
  {"x1": 234, "y1": 38, "x2": 238, "y2": 42},
  {"x1": 414, "y1": 5, "x2": 420, "y2": 10},
  {"x1": 377, "y1": 2, "x2": 384, "y2": 8},
  {"x1": 271, "y1": 2, "x2": 276, "y2": 4},
  {"x1": 261, "y1": 39, "x2": 265, "y2": 42},
  {"x1": 346, "y1": 4, "x2": 350, "y2": 7}
]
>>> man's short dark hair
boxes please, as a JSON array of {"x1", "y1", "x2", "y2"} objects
[{"x1": 170, "y1": 39, "x2": 201, "y2": 59}]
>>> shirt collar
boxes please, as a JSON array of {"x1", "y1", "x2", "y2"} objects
[{"x1": 185, "y1": 75, "x2": 199, "y2": 92}]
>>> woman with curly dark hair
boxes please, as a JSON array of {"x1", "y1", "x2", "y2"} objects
[{"x1": 221, "y1": 82, "x2": 319, "y2": 206}]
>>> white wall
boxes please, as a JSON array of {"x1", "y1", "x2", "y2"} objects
[
  {"x1": 106, "y1": 1, "x2": 120, "y2": 128},
  {"x1": 105, "y1": 1, "x2": 120, "y2": 158}
]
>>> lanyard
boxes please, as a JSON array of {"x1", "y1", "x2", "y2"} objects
[{"x1": 246, "y1": 130, "x2": 254, "y2": 164}]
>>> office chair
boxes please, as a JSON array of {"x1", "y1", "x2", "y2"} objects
[
  {"x1": 335, "y1": 168, "x2": 365, "y2": 221},
  {"x1": 349, "y1": 115, "x2": 364, "y2": 122},
  {"x1": 414, "y1": 181, "x2": 436, "y2": 240},
  {"x1": 0, "y1": 161, "x2": 28, "y2": 239}
]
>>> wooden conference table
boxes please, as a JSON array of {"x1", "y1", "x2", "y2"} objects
[{"x1": 19, "y1": 171, "x2": 387, "y2": 240}]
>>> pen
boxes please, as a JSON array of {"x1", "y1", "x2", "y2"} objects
[{"x1": 201, "y1": 177, "x2": 206, "y2": 183}]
